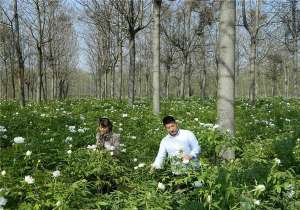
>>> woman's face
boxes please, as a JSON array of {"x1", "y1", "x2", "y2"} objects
[{"x1": 99, "y1": 126, "x2": 109, "y2": 135}]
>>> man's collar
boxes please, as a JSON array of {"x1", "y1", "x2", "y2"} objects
[{"x1": 168, "y1": 129, "x2": 180, "y2": 138}]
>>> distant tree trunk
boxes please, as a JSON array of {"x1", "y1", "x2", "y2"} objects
[
  {"x1": 164, "y1": 63, "x2": 170, "y2": 98},
  {"x1": 292, "y1": 37, "x2": 298, "y2": 97},
  {"x1": 186, "y1": 3, "x2": 192, "y2": 98},
  {"x1": 37, "y1": 45, "x2": 43, "y2": 103},
  {"x1": 284, "y1": 61, "x2": 289, "y2": 98},
  {"x1": 200, "y1": 33, "x2": 207, "y2": 98},
  {"x1": 139, "y1": 62, "x2": 142, "y2": 98},
  {"x1": 119, "y1": 42, "x2": 123, "y2": 100},
  {"x1": 188, "y1": 55, "x2": 192, "y2": 97},
  {"x1": 152, "y1": 0, "x2": 161, "y2": 114},
  {"x1": 180, "y1": 54, "x2": 187, "y2": 99},
  {"x1": 249, "y1": 38, "x2": 256, "y2": 103},
  {"x1": 272, "y1": 78, "x2": 276, "y2": 97},
  {"x1": 105, "y1": 69, "x2": 108, "y2": 98},
  {"x1": 9, "y1": 48, "x2": 16, "y2": 99},
  {"x1": 4, "y1": 58, "x2": 8, "y2": 100},
  {"x1": 217, "y1": 0, "x2": 236, "y2": 135},
  {"x1": 128, "y1": 31, "x2": 136, "y2": 105},
  {"x1": 242, "y1": 0, "x2": 260, "y2": 104}
]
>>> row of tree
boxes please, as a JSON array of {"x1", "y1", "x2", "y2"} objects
[
  {"x1": 0, "y1": 0, "x2": 299, "y2": 134},
  {"x1": 0, "y1": 0, "x2": 77, "y2": 105}
]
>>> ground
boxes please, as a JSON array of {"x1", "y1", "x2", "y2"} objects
[{"x1": 0, "y1": 97, "x2": 299, "y2": 210}]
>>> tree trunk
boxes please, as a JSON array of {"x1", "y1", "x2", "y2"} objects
[
  {"x1": 152, "y1": 0, "x2": 161, "y2": 114},
  {"x1": 284, "y1": 62, "x2": 289, "y2": 98},
  {"x1": 164, "y1": 63, "x2": 170, "y2": 98},
  {"x1": 292, "y1": 38, "x2": 298, "y2": 97},
  {"x1": 119, "y1": 42, "x2": 123, "y2": 100},
  {"x1": 105, "y1": 69, "x2": 108, "y2": 99},
  {"x1": 37, "y1": 46, "x2": 43, "y2": 103},
  {"x1": 200, "y1": 33, "x2": 207, "y2": 98},
  {"x1": 249, "y1": 37, "x2": 256, "y2": 104},
  {"x1": 128, "y1": 32, "x2": 136, "y2": 105},
  {"x1": 9, "y1": 48, "x2": 16, "y2": 99},
  {"x1": 188, "y1": 55, "x2": 192, "y2": 97},
  {"x1": 217, "y1": 0, "x2": 236, "y2": 135},
  {"x1": 180, "y1": 55, "x2": 187, "y2": 99},
  {"x1": 4, "y1": 58, "x2": 8, "y2": 100}
]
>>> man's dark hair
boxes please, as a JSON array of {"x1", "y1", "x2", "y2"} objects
[
  {"x1": 162, "y1": 116, "x2": 176, "y2": 125},
  {"x1": 98, "y1": 117, "x2": 113, "y2": 132}
]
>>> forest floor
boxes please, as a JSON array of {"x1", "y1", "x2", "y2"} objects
[{"x1": 0, "y1": 98, "x2": 299, "y2": 210}]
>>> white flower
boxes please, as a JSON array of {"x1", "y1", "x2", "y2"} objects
[
  {"x1": 67, "y1": 150, "x2": 72, "y2": 155},
  {"x1": 110, "y1": 151, "x2": 114, "y2": 156},
  {"x1": 182, "y1": 159, "x2": 190, "y2": 164},
  {"x1": 119, "y1": 143, "x2": 125, "y2": 147},
  {"x1": 193, "y1": 181, "x2": 203, "y2": 188},
  {"x1": 131, "y1": 136, "x2": 136, "y2": 139},
  {"x1": 134, "y1": 166, "x2": 138, "y2": 170},
  {"x1": 80, "y1": 115, "x2": 85, "y2": 121},
  {"x1": 0, "y1": 196, "x2": 7, "y2": 207},
  {"x1": 40, "y1": 113, "x2": 46, "y2": 117},
  {"x1": 77, "y1": 128, "x2": 85, "y2": 133},
  {"x1": 287, "y1": 190, "x2": 295, "y2": 198},
  {"x1": 157, "y1": 182, "x2": 166, "y2": 191},
  {"x1": 26, "y1": 150, "x2": 32, "y2": 156},
  {"x1": 254, "y1": 184, "x2": 266, "y2": 192},
  {"x1": 65, "y1": 136, "x2": 72, "y2": 143},
  {"x1": 274, "y1": 158, "x2": 281, "y2": 165},
  {"x1": 118, "y1": 128, "x2": 123, "y2": 132},
  {"x1": 13, "y1": 136, "x2": 25, "y2": 144},
  {"x1": 133, "y1": 158, "x2": 138, "y2": 162},
  {"x1": 52, "y1": 170, "x2": 61, "y2": 178},
  {"x1": 1, "y1": 171, "x2": 6, "y2": 176},
  {"x1": 213, "y1": 124, "x2": 220, "y2": 129},
  {"x1": 69, "y1": 144, "x2": 72, "y2": 148},
  {"x1": 138, "y1": 163, "x2": 145, "y2": 168},
  {"x1": 207, "y1": 195, "x2": 212, "y2": 203},
  {"x1": 87, "y1": 145, "x2": 97, "y2": 150},
  {"x1": 122, "y1": 113, "x2": 128, "y2": 118},
  {"x1": 253, "y1": 199, "x2": 260, "y2": 205},
  {"x1": 56, "y1": 201, "x2": 62, "y2": 206},
  {"x1": 194, "y1": 118, "x2": 199, "y2": 122},
  {"x1": 68, "y1": 126, "x2": 76, "y2": 133},
  {"x1": 24, "y1": 175, "x2": 35, "y2": 184},
  {"x1": 121, "y1": 148, "x2": 126, "y2": 152}
]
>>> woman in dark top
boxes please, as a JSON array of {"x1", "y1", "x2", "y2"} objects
[{"x1": 96, "y1": 117, "x2": 120, "y2": 155}]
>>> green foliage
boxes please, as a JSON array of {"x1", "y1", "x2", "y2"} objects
[{"x1": 0, "y1": 97, "x2": 299, "y2": 209}]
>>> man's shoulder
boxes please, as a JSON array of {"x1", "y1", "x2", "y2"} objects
[
  {"x1": 180, "y1": 129, "x2": 194, "y2": 135},
  {"x1": 161, "y1": 135, "x2": 169, "y2": 144}
]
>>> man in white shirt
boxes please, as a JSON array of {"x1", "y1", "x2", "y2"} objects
[{"x1": 151, "y1": 116, "x2": 201, "y2": 174}]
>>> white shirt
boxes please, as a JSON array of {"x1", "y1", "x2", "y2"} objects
[{"x1": 152, "y1": 129, "x2": 201, "y2": 169}]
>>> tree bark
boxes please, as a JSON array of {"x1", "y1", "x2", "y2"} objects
[
  {"x1": 217, "y1": 0, "x2": 236, "y2": 135},
  {"x1": 152, "y1": 0, "x2": 161, "y2": 114},
  {"x1": 128, "y1": 31, "x2": 136, "y2": 105}
]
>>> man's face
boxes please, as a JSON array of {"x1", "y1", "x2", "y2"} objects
[{"x1": 165, "y1": 122, "x2": 178, "y2": 136}]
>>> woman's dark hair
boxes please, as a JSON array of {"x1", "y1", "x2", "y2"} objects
[
  {"x1": 162, "y1": 115, "x2": 176, "y2": 125},
  {"x1": 98, "y1": 117, "x2": 113, "y2": 132}
]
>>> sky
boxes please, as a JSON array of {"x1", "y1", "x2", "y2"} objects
[{"x1": 66, "y1": 0, "x2": 89, "y2": 71}]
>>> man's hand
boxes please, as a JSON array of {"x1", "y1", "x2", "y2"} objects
[
  {"x1": 182, "y1": 154, "x2": 192, "y2": 161},
  {"x1": 150, "y1": 164, "x2": 156, "y2": 173}
]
